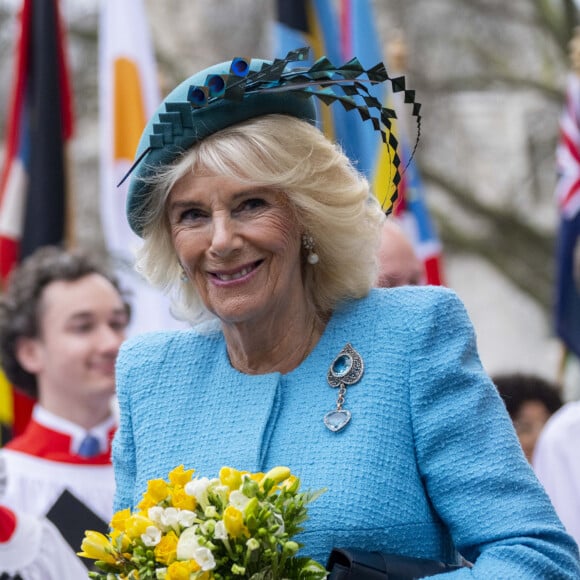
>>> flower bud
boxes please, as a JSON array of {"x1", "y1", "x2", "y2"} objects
[
  {"x1": 246, "y1": 537, "x2": 260, "y2": 551},
  {"x1": 283, "y1": 540, "x2": 299, "y2": 556},
  {"x1": 260, "y1": 466, "x2": 291, "y2": 488},
  {"x1": 241, "y1": 477, "x2": 259, "y2": 498}
]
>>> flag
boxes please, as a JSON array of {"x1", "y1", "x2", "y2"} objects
[
  {"x1": 0, "y1": 373, "x2": 13, "y2": 445},
  {"x1": 99, "y1": 0, "x2": 184, "y2": 334},
  {"x1": 0, "y1": 0, "x2": 74, "y2": 437},
  {"x1": 275, "y1": 0, "x2": 384, "y2": 187},
  {"x1": 274, "y1": 0, "x2": 348, "y2": 143},
  {"x1": 392, "y1": 153, "x2": 445, "y2": 285},
  {"x1": 339, "y1": 0, "x2": 444, "y2": 285},
  {"x1": 554, "y1": 73, "x2": 580, "y2": 357}
]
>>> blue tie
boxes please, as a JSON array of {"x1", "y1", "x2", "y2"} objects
[{"x1": 77, "y1": 434, "x2": 100, "y2": 458}]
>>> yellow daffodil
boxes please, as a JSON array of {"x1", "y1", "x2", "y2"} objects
[
  {"x1": 219, "y1": 466, "x2": 244, "y2": 490},
  {"x1": 260, "y1": 466, "x2": 291, "y2": 487},
  {"x1": 166, "y1": 559, "x2": 200, "y2": 580},
  {"x1": 137, "y1": 494, "x2": 157, "y2": 511},
  {"x1": 170, "y1": 485, "x2": 196, "y2": 511},
  {"x1": 144, "y1": 478, "x2": 169, "y2": 503},
  {"x1": 125, "y1": 513, "x2": 155, "y2": 540},
  {"x1": 77, "y1": 530, "x2": 117, "y2": 565},
  {"x1": 110, "y1": 528, "x2": 131, "y2": 553},
  {"x1": 223, "y1": 505, "x2": 249, "y2": 538},
  {"x1": 154, "y1": 530, "x2": 179, "y2": 565},
  {"x1": 110, "y1": 508, "x2": 131, "y2": 533},
  {"x1": 168, "y1": 464, "x2": 195, "y2": 487},
  {"x1": 279, "y1": 474, "x2": 300, "y2": 493}
]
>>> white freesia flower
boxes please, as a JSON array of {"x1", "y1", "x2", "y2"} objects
[
  {"x1": 214, "y1": 520, "x2": 227, "y2": 541},
  {"x1": 147, "y1": 506, "x2": 164, "y2": 525},
  {"x1": 229, "y1": 490, "x2": 251, "y2": 511},
  {"x1": 141, "y1": 525, "x2": 162, "y2": 547},
  {"x1": 177, "y1": 509, "x2": 196, "y2": 528},
  {"x1": 194, "y1": 546, "x2": 216, "y2": 571},
  {"x1": 160, "y1": 507, "x2": 180, "y2": 531},
  {"x1": 176, "y1": 525, "x2": 201, "y2": 560},
  {"x1": 212, "y1": 484, "x2": 229, "y2": 503},
  {"x1": 185, "y1": 477, "x2": 211, "y2": 507},
  {"x1": 200, "y1": 520, "x2": 215, "y2": 536}
]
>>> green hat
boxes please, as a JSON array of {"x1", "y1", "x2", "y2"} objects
[{"x1": 123, "y1": 47, "x2": 421, "y2": 236}]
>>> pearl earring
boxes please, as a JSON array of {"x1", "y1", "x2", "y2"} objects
[
  {"x1": 180, "y1": 268, "x2": 188, "y2": 282},
  {"x1": 302, "y1": 234, "x2": 319, "y2": 265}
]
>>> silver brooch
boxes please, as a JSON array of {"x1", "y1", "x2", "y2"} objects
[{"x1": 324, "y1": 343, "x2": 364, "y2": 432}]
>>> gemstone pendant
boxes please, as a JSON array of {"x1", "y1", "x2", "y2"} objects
[
  {"x1": 327, "y1": 343, "x2": 364, "y2": 387},
  {"x1": 324, "y1": 409, "x2": 351, "y2": 432},
  {"x1": 332, "y1": 353, "x2": 352, "y2": 377}
]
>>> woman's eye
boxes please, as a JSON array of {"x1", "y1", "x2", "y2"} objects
[
  {"x1": 179, "y1": 208, "x2": 207, "y2": 222},
  {"x1": 237, "y1": 198, "x2": 266, "y2": 212}
]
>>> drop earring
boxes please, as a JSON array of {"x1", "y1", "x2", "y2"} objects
[
  {"x1": 180, "y1": 268, "x2": 188, "y2": 282},
  {"x1": 302, "y1": 234, "x2": 319, "y2": 265}
]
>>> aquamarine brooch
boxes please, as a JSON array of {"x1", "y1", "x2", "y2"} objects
[{"x1": 324, "y1": 343, "x2": 364, "y2": 432}]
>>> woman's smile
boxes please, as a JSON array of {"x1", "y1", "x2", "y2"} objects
[{"x1": 208, "y1": 259, "x2": 263, "y2": 285}]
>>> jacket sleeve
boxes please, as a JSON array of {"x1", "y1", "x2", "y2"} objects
[
  {"x1": 407, "y1": 288, "x2": 580, "y2": 578},
  {"x1": 111, "y1": 339, "x2": 138, "y2": 513}
]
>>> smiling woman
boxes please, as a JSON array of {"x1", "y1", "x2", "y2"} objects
[
  {"x1": 110, "y1": 50, "x2": 580, "y2": 578},
  {"x1": 137, "y1": 113, "x2": 378, "y2": 328},
  {"x1": 168, "y1": 175, "x2": 303, "y2": 332}
]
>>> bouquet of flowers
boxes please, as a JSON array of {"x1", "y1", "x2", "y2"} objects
[{"x1": 79, "y1": 465, "x2": 328, "y2": 579}]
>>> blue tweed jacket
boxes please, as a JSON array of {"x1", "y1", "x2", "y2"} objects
[{"x1": 113, "y1": 287, "x2": 580, "y2": 578}]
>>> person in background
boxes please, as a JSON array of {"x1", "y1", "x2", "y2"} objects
[
  {"x1": 111, "y1": 50, "x2": 580, "y2": 577},
  {"x1": 0, "y1": 246, "x2": 130, "y2": 571},
  {"x1": 0, "y1": 503, "x2": 86, "y2": 579},
  {"x1": 492, "y1": 373, "x2": 562, "y2": 463},
  {"x1": 534, "y1": 400, "x2": 580, "y2": 546},
  {"x1": 376, "y1": 220, "x2": 424, "y2": 288}
]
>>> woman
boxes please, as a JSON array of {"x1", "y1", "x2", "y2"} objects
[{"x1": 113, "y1": 51, "x2": 580, "y2": 576}]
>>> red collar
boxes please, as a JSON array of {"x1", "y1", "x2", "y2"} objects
[{"x1": 5, "y1": 418, "x2": 115, "y2": 465}]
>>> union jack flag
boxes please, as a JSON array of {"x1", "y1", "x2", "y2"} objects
[
  {"x1": 555, "y1": 74, "x2": 580, "y2": 357},
  {"x1": 556, "y1": 74, "x2": 580, "y2": 219}
]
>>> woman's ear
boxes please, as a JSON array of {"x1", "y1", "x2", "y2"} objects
[{"x1": 15, "y1": 337, "x2": 43, "y2": 374}]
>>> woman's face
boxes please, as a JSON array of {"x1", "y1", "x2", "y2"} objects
[{"x1": 168, "y1": 172, "x2": 305, "y2": 325}]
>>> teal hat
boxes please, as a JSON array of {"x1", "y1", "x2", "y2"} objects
[
  {"x1": 125, "y1": 52, "x2": 317, "y2": 236},
  {"x1": 123, "y1": 47, "x2": 421, "y2": 236}
]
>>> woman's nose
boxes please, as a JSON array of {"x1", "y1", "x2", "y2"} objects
[{"x1": 209, "y1": 216, "x2": 241, "y2": 257}]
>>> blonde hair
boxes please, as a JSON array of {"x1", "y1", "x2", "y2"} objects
[{"x1": 135, "y1": 114, "x2": 384, "y2": 323}]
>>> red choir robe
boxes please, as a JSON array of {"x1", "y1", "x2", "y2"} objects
[
  {"x1": 0, "y1": 406, "x2": 116, "y2": 573},
  {"x1": 0, "y1": 505, "x2": 87, "y2": 579}
]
